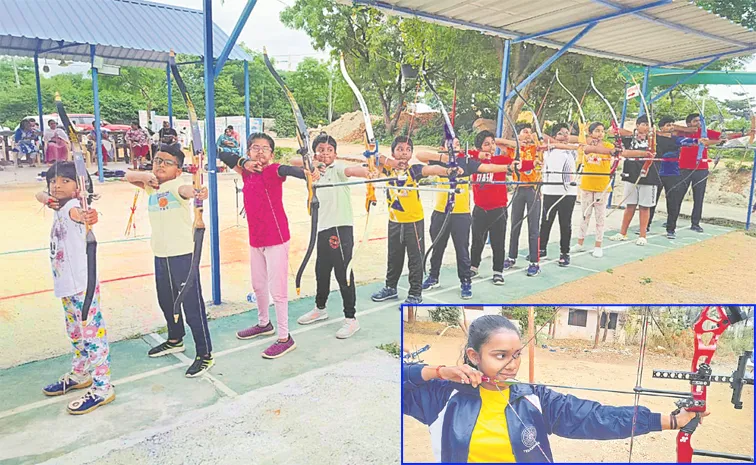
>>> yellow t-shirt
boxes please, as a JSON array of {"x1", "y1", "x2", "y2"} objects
[
  {"x1": 382, "y1": 166, "x2": 424, "y2": 223},
  {"x1": 146, "y1": 178, "x2": 194, "y2": 258},
  {"x1": 579, "y1": 141, "x2": 614, "y2": 192},
  {"x1": 433, "y1": 181, "x2": 471, "y2": 214},
  {"x1": 467, "y1": 387, "x2": 517, "y2": 463}
]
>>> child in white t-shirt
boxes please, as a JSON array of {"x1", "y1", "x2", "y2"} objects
[{"x1": 35, "y1": 161, "x2": 114, "y2": 415}]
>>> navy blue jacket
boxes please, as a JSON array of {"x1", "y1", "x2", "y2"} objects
[{"x1": 403, "y1": 364, "x2": 662, "y2": 463}]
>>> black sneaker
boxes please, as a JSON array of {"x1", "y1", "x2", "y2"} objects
[
  {"x1": 538, "y1": 249, "x2": 547, "y2": 259},
  {"x1": 470, "y1": 266, "x2": 479, "y2": 278},
  {"x1": 666, "y1": 231, "x2": 676, "y2": 239},
  {"x1": 558, "y1": 253, "x2": 570, "y2": 267},
  {"x1": 148, "y1": 340, "x2": 185, "y2": 358},
  {"x1": 492, "y1": 274, "x2": 505, "y2": 285},
  {"x1": 186, "y1": 354, "x2": 214, "y2": 378},
  {"x1": 690, "y1": 225, "x2": 704, "y2": 233}
]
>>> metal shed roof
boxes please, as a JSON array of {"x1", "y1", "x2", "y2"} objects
[
  {"x1": 343, "y1": 0, "x2": 756, "y2": 67},
  {"x1": 0, "y1": 0, "x2": 253, "y2": 68}
]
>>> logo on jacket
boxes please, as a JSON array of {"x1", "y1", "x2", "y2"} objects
[{"x1": 521, "y1": 425, "x2": 541, "y2": 453}]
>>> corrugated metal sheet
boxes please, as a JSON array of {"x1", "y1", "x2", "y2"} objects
[
  {"x1": 346, "y1": 0, "x2": 756, "y2": 66},
  {"x1": 0, "y1": 0, "x2": 253, "y2": 68}
]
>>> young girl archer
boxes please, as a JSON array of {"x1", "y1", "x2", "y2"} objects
[
  {"x1": 403, "y1": 314, "x2": 708, "y2": 463},
  {"x1": 37, "y1": 161, "x2": 114, "y2": 415},
  {"x1": 217, "y1": 133, "x2": 318, "y2": 358}
]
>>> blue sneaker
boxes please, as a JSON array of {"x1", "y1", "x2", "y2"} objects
[
  {"x1": 422, "y1": 276, "x2": 440, "y2": 290},
  {"x1": 404, "y1": 295, "x2": 423, "y2": 305},
  {"x1": 371, "y1": 287, "x2": 399, "y2": 302},
  {"x1": 527, "y1": 263, "x2": 541, "y2": 277},
  {"x1": 460, "y1": 282, "x2": 472, "y2": 300},
  {"x1": 67, "y1": 387, "x2": 115, "y2": 415},
  {"x1": 503, "y1": 258, "x2": 516, "y2": 270},
  {"x1": 43, "y1": 372, "x2": 92, "y2": 397}
]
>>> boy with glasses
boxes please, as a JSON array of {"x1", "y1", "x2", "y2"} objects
[{"x1": 124, "y1": 144, "x2": 214, "y2": 375}]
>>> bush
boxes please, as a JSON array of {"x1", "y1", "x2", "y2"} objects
[
  {"x1": 377, "y1": 341, "x2": 400, "y2": 357},
  {"x1": 428, "y1": 306, "x2": 462, "y2": 326}
]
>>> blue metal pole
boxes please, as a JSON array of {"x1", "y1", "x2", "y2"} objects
[
  {"x1": 204, "y1": 0, "x2": 221, "y2": 304},
  {"x1": 244, "y1": 60, "x2": 250, "y2": 142},
  {"x1": 90, "y1": 45, "x2": 104, "y2": 182},
  {"x1": 495, "y1": 39, "x2": 512, "y2": 145},
  {"x1": 506, "y1": 23, "x2": 596, "y2": 102},
  {"x1": 607, "y1": 80, "x2": 629, "y2": 208},
  {"x1": 512, "y1": 0, "x2": 670, "y2": 44},
  {"x1": 166, "y1": 63, "x2": 173, "y2": 127},
  {"x1": 746, "y1": 148, "x2": 756, "y2": 230},
  {"x1": 34, "y1": 51, "x2": 44, "y2": 161},
  {"x1": 214, "y1": 0, "x2": 258, "y2": 79}
]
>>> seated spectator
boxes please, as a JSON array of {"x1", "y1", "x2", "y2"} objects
[
  {"x1": 158, "y1": 120, "x2": 178, "y2": 145},
  {"x1": 43, "y1": 119, "x2": 69, "y2": 163},
  {"x1": 217, "y1": 127, "x2": 240, "y2": 156},
  {"x1": 12, "y1": 119, "x2": 40, "y2": 166}
]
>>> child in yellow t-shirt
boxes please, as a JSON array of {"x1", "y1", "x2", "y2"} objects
[{"x1": 572, "y1": 122, "x2": 615, "y2": 257}]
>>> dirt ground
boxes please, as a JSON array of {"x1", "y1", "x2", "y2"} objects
[
  {"x1": 517, "y1": 230, "x2": 756, "y2": 304},
  {"x1": 402, "y1": 324, "x2": 754, "y2": 463}
]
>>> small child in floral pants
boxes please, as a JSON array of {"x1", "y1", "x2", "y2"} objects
[{"x1": 37, "y1": 161, "x2": 114, "y2": 415}]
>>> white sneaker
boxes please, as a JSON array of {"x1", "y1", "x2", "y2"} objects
[
  {"x1": 592, "y1": 247, "x2": 603, "y2": 258},
  {"x1": 636, "y1": 237, "x2": 647, "y2": 246},
  {"x1": 297, "y1": 307, "x2": 329, "y2": 325},
  {"x1": 608, "y1": 233, "x2": 627, "y2": 241},
  {"x1": 335, "y1": 318, "x2": 360, "y2": 339},
  {"x1": 570, "y1": 243, "x2": 585, "y2": 253}
]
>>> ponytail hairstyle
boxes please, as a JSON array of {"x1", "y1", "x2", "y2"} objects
[{"x1": 462, "y1": 315, "x2": 521, "y2": 368}]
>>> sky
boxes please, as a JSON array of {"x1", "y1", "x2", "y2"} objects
[{"x1": 26, "y1": 0, "x2": 756, "y2": 103}]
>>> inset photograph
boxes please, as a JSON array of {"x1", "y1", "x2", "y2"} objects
[{"x1": 402, "y1": 305, "x2": 754, "y2": 463}]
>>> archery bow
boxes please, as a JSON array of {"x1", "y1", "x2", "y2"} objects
[
  {"x1": 632, "y1": 306, "x2": 754, "y2": 463},
  {"x1": 606, "y1": 71, "x2": 656, "y2": 218},
  {"x1": 340, "y1": 52, "x2": 379, "y2": 287},
  {"x1": 542, "y1": 71, "x2": 588, "y2": 227},
  {"x1": 168, "y1": 50, "x2": 205, "y2": 324},
  {"x1": 55, "y1": 93, "x2": 98, "y2": 326},
  {"x1": 263, "y1": 48, "x2": 318, "y2": 296},
  {"x1": 589, "y1": 76, "x2": 624, "y2": 204},
  {"x1": 514, "y1": 84, "x2": 581, "y2": 241},
  {"x1": 734, "y1": 78, "x2": 756, "y2": 173},
  {"x1": 421, "y1": 66, "x2": 459, "y2": 276}
]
